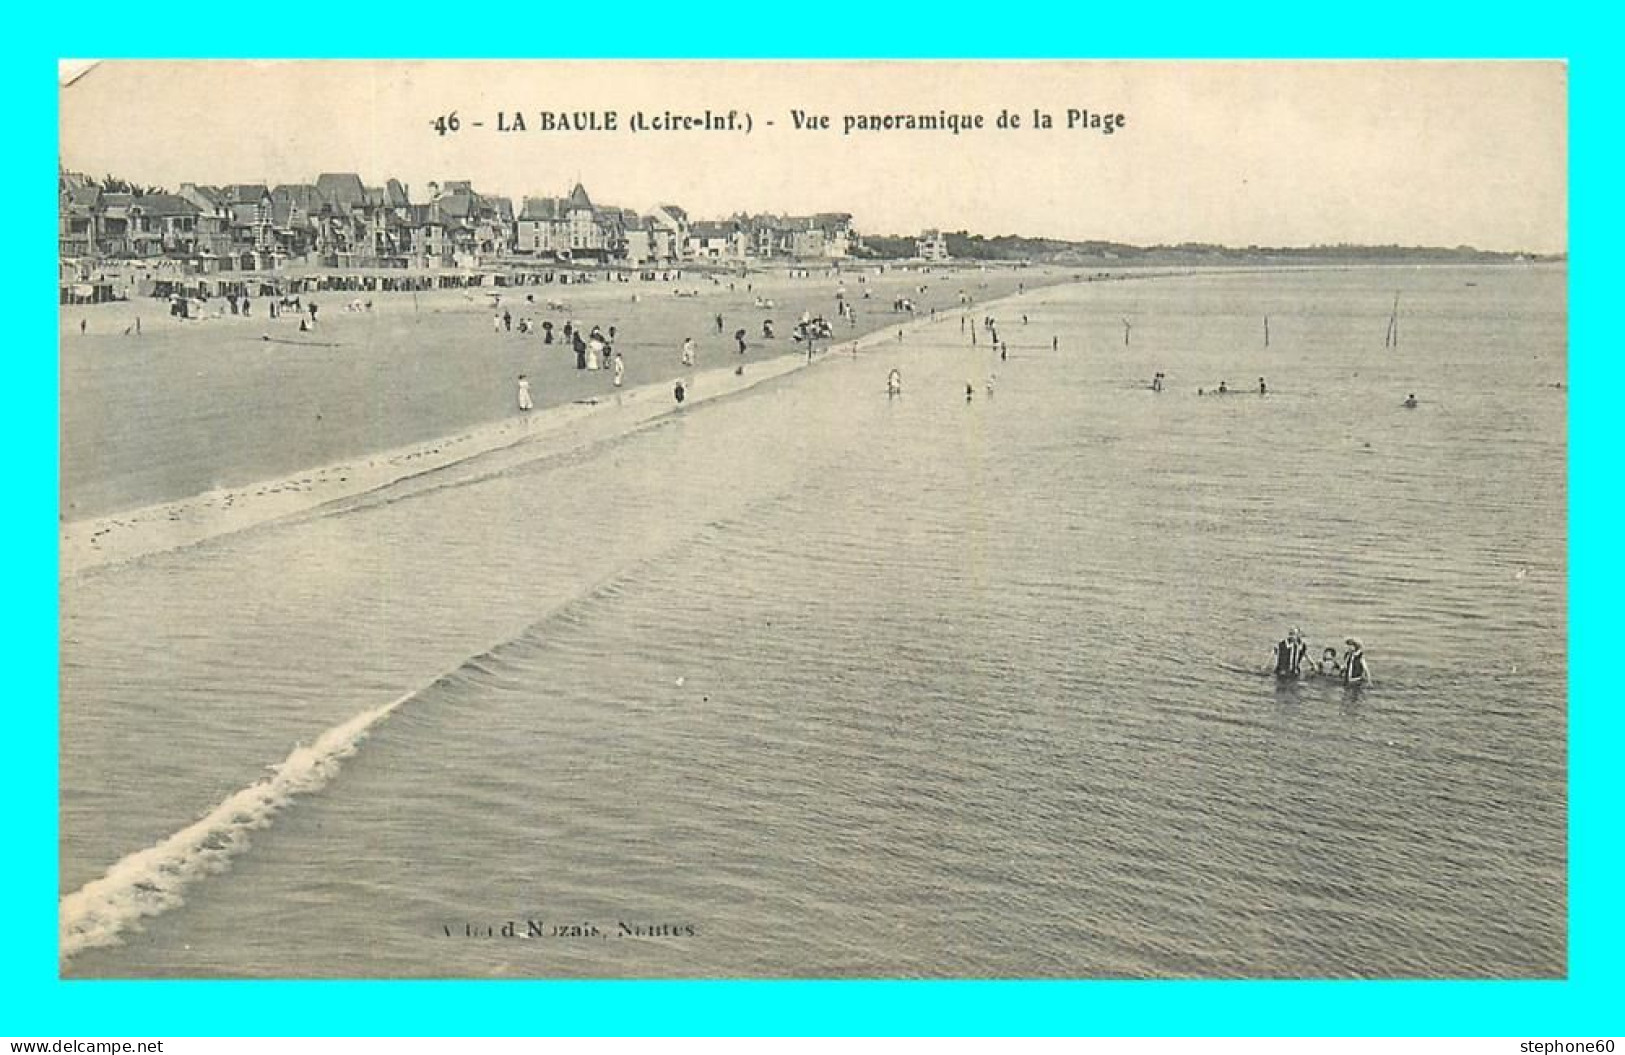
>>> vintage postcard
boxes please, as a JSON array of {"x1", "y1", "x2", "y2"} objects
[{"x1": 57, "y1": 60, "x2": 1566, "y2": 980}]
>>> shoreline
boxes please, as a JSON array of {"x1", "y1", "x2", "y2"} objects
[{"x1": 59, "y1": 274, "x2": 1049, "y2": 576}]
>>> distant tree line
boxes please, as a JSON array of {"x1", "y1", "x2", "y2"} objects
[
  {"x1": 59, "y1": 166, "x2": 168, "y2": 196},
  {"x1": 857, "y1": 229, "x2": 1560, "y2": 264},
  {"x1": 96, "y1": 174, "x2": 170, "y2": 196}
]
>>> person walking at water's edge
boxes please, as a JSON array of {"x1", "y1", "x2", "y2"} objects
[
  {"x1": 516, "y1": 374, "x2": 533, "y2": 412},
  {"x1": 612, "y1": 351, "x2": 625, "y2": 388},
  {"x1": 674, "y1": 379, "x2": 686, "y2": 405}
]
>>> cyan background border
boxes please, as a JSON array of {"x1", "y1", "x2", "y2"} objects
[{"x1": 6, "y1": 6, "x2": 1605, "y2": 1035}]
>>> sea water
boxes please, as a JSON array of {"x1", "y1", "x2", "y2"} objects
[{"x1": 59, "y1": 265, "x2": 1566, "y2": 978}]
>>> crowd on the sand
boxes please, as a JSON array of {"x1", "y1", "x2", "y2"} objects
[{"x1": 502, "y1": 281, "x2": 870, "y2": 411}]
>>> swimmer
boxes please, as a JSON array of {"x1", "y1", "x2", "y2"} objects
[
  {"x1": 1272, "y1": 628, "x2": 1308, "y2": 676},
  {"x1": 1403, "y1": 394, "x2": 1418, "y2": 408},
  {"x1": 1342, "y1": 638, "x2": 1372, "y2": 685},
  {"x1": 1316, "y1": 647, "x2": 1342, "y2": 678}
]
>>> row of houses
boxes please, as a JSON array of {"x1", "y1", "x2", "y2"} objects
[{"x1": 60, "y1": 169, "x2": 862, "y2": 271}]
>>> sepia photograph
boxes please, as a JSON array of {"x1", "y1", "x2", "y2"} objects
[{"x1": 55, "y1": 59, "x2": 1567, "y2": 981}]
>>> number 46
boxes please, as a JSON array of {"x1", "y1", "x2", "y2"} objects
[{"x1": 431, "y1": 112, "x2": 461, "y2": 135}]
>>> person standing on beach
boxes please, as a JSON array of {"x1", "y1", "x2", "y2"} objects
[
  {"x1": 493, "y1": 312, "x2": 503, "y2": 333},
  {"x1": 516, "y1": 374, "x2": 533, "y2": 412},
  {"x1": 503, "y1": 310, "x2": 512, "y2": 332},
  {"x1": 715, "y1": 313, "x2": 724, "y2": 334},
  {"x1": 674, "y1": 379, "x2": 686, "y2": 405},
  {"x1": 887, "y1": 368, "x2": 903, "y2": 397},
  {"x1": 612, "y1": 351, "x2": 625, "y2": 387},
  {"x1": 681, "y1": 337, "x2": 695, "y2": 367},
  {"x1": 1052, "y1": 335, "x2": 1058, "y2": 352},
  {"x1": 1258, "y1": 377, "x2": 1268, "y2": 395},
  {"x1": 80, "y1": 319, "x2": 86, "y2": 334}
]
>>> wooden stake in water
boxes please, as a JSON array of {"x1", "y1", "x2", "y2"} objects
[
  {"x1": 1264, "y1": 315, "x2": 1270, "y2": 348},
  {"x1": 1385, "y1": 293, "x2": 1400, "y2": 348},
  {"x1": 1123, "y1": 318, "x2": 1132, "y2": 347}
]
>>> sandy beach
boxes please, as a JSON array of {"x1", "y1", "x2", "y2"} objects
[{"x1": 60, "y1": 262, "x2": 1068, "y2": 574}]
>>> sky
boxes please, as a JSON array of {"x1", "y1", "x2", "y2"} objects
[{"x1": 58, "y1": 60, "x2": 1567, "y2": 254}]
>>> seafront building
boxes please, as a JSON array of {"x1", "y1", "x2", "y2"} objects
[
  {"x1": 916, "y1": 229, "x2": 951, "y2": 261},
  {"x1": 59, "y1": 168, "x2": 862, "y2": 280}
]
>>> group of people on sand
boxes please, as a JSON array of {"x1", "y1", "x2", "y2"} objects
[
  {"x1": 1271, "y1": 627, "x2": 1372, "y2": 685},
  {"x1": 513, "y1": 320, "x2": 631, "y2": 413}
]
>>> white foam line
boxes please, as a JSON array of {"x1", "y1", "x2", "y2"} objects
[{"x1": 58, "y1": 687, "x2": 413, "y2": 964}]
